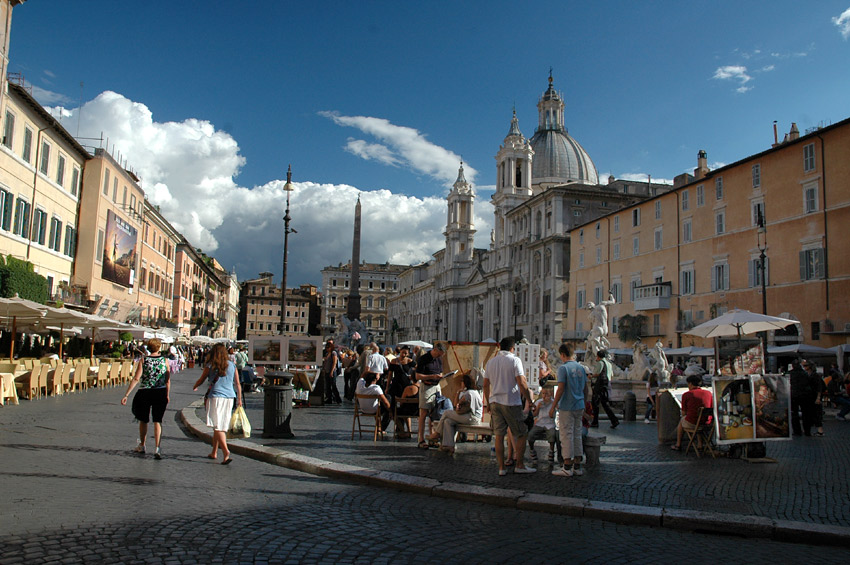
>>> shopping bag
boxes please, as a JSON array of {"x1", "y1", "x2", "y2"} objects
[{"x1": 228, "y1": 406, "x2": 251, "y2": 438}]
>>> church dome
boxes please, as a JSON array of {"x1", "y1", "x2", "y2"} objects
[{"x1": 529, "y1": 75, "x2": 598, "y2": 186}]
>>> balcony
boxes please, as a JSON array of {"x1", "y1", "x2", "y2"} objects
[{"x1": 634, "y1": 282, "x2": 672, "y2": 311}]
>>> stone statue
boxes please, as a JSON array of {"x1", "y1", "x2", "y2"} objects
[
  {"x1": 339, "y1": 315, "x2": 369, "y2": 349},
  {"x1": 647, "y1": 339, "x2": 671, "y2": 384},
  {"x1": 627, "y1": 341, "x2": 651, "y2": 382},
  {"x1": 584, "y1": 292, "x2": 615, "y2": 363}
]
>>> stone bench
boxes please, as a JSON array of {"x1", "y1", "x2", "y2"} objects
[{"x1": 455, "y1": 422, "x2": 493, "y2": 442}]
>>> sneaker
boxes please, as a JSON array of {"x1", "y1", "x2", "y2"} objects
[
  {"x1": 154, "y1": 447, "x2": 162, "y2": 460},
  {"x1": 547, "y1": 451, "x2": 555, "y2": 463},
  {"x1": 644, "y1": 418, "x2": 651, "y2": 424},
  {"x1": 611, "y1": 421, "x2": 619, "y2": 429},
  {"x1": 514, "y1": 467, "x2": 537, "y2": 474},
  {"x1": 837, "y1": 415, "x2": 847, "y2": 421},
  {"x1": 134, "y1": 441, "x2": 145, "y2": 454},
  {"x1": 552, "y1": 466, "x2": 574, "y2": 477},
  {"x1": 572, "y1": 466, "x2": 583, "y2": 476},
  {"x1": 498, "y1": 469, "x2": 508, "y2": 476}
]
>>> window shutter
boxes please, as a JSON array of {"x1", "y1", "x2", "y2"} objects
[
  {"x1": 748, "y1": 260, "x2": 754, "y2": 288},
  {"x1": 816, "y1": 248, "x2": 826, "y2": 279},
  {"x1": 799, "y1": 251, "x2": 807, "y2": 280},
  {"x1": 723, "y1": 265, "x2": 729, "y2": 290},
  {"x1": 711, "y1": 266, "x2": 717, "y2": 291}
]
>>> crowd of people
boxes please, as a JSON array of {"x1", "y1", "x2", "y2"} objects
[{"x1": 118, "y1": 333, "x2": 850, "y2": 472}]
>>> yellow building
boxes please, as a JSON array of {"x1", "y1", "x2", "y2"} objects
[
  {"x1": 0, "y1": 80, "x2": 88, "y2": 299},
  {"x1": 238, "y1": 273, "x2": 319, "y2": 338},
  {"x1": 567, "y1": 119, "x2": 850, "y2": 349},
  {"x1": 136, "y1": 200, "x2": 180, "y2": 326},
  {"x1": 73, "y1": 148, "x2": 146, "y2": 320}
]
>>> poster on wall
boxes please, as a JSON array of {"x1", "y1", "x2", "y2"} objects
[
  {"x1": 515, "y1": 343, "x2": 541, "y2": 391},
  {"x1": 101, "y1": 210, "x2": 137, "y2": 288},
  {"x1": 286, "y1": 337, "x2": 322, "y2": 366},
  {"x1": 248, "y1": 336, "x2": 284, "y2": 365},
  {"x1": 712, "y1": 374, "x2": 791, "y2": 444}
]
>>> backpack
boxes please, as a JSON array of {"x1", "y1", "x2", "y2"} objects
[{"x1": 430, "y1": 392, "x2": 453, "y2": 422}]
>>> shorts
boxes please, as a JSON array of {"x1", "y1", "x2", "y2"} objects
[
  {"x1": 490, "y1": 403, "x2": 528, "y2": 437},
  {"x1": 528, "y1": 425, "x2": 558, "y2": 444},
  {"x1": 206, "y1": 397, "x2": 235, "y2": 432},
  {"x1": 131, "y1": 387, "x2": 168, "y2": 423},
  {"x1": 419, "y1": 384, "x2": 440, "y2": 410},
  {"x1": 680, "y1": 417, "x2": 697, "y2": 431}
]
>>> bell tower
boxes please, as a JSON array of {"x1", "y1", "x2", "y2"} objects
[
  {"x1": 492, "y1": 109, "x2": 533, "y2": 247},
  {"x1": 445, "y1": 162, "x2": 475, "y2": 266}
]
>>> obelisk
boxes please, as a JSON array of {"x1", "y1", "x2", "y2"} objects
[{"x1": 346, "y1": 195, "x2": 362, "y2": 321}]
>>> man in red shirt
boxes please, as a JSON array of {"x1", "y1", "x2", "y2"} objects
[{"x1": 671, "y1": 374, "x2": 713, "y2": 450}]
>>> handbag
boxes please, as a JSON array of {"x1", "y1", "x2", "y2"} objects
[{"x1": 228, "y1": 406, "x2": 251, "y2": 438}]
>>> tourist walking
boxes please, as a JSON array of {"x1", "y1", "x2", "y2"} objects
[
  {"x1": 121, "y1": 338, "x2": 170, "y2": 460},
  {"x1": 590, "y1": 349, "x2": 620, "y2": 429},
  {"x1": 550, "y1": 343, "x2": 586, "y2": 477},
  {"x1": 193, "y1": 343, "x2": 243, "y2": 464}
]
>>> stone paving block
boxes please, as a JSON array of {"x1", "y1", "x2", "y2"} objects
[
  {"x1": 662, "y1": 508, "x2": 774, "y2": 538},
  {"x1": 584, "y1": 500, "x2": 663, "y2": 527},
  {"x1": 276, "y1": 452, "x2": 328, "y2": 476},
  {"x1": 516, "y1": 493, "x2": 587, "y2": 517},
  {"x1": 368, "y1": 470, "x2": 441, "y2": 494},
  {"x1": 772, "y1": 519, "x2": 850, "y2": 547},
  {"x1": 433, "y1": 482, "x2": 524, "y2": 507}
]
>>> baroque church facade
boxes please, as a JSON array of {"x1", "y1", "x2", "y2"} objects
[{"x1": 388, "y1": 75, "x2": 665, "y2": 347}]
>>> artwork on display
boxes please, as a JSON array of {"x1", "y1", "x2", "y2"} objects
[
  {"x1": 286, "y1": 337, "x2": 322, "y2": 366},
  {"x1": 719, "y1": 342, "x2": 764, "y2": 376},
  {"x1": 712, "y1": 374, "x2": 791, "y2": 444},
  {"x1": 101, "y1": 210, "x2": 137, "y2": 287},
  {"x1": 248, "y1": 336, "x2": 284, "y2": 365},
  {"x1": 515, "y1": 343, "x2": 541, "y2": 391}
]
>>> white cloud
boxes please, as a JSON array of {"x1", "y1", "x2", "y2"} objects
[
  {"x1": 834, "y1": 7, "x2": 850, "y2": 39},
  {"x1": 43, "y1": 91, "x2": 486, "y2": 286},
  {"x1": 319, "y1": 111, "x2": 477, "y2": 186},
  {"x1": 713, "y1": 65, "x2": 753, "y2": 93},
  {"x1": 761, "y1": 64, "x2": 775, "y2": 72},
  {"x1": 32, "y1": 85, "x2": 72, "y2": 106}
]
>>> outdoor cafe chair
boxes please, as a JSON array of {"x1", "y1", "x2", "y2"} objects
[
  {"x1": 120, "y1": 360, "x2": 134, "y2": 384},
  {"x1": 108, "y1": 362, "x2": 122, "y2": 387},
  {"x1": 15, "y1": 365, "x2": 42, "y2": 400},
  {"x1": 392, "y1": 396, "x2": 419, "y2": 439},
  {"x1": 684, "y1": 406, "x2": 716, "y2": 458},
  {"x1": 353, "y1": 394, "x2": 386, "y2": 441},
  {"x1": 95, "y1": 363, "x2": 111, "y2": 388},
  {"x1": 71, "y1": 360, "x2": 89, "y2": 392}
]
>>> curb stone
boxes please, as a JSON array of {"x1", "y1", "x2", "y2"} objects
[{"x1": 179, "y1": 402, "x2": 850, "y2": 546}]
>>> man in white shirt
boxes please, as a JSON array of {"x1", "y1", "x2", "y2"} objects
[
  {"x1": 355, "y1": 371, "x2": 391, "y2": 430},
  {"x1": 483, "y1": 336, "x2": 535, "y2": 476},
  {"x1": 367, "y1": 342, "x2": 388, "y2": 383}
]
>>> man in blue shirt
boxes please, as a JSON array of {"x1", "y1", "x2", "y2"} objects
[{"x1": 549, "y1": 342, "x2": 587, "y2": 477}]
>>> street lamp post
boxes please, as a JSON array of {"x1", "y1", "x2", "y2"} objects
[
  {"x1": 263, "y1": 165, "x2": 296, "y2": 439},
  {"x1": 434, "y1": 309, "x2": 442, "y2": 343},
  {"x1": 280, "y1": 165, "x2": 295, "y2": 334},
  {"x1": 757, "y1": 210, "x2": 768, "y2": 315}
]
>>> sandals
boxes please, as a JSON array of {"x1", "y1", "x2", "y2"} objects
[
  {"x1": 670, "y1": 444, "x2": 682, "y2": 451},
  {"x1": 418, "y1": 441, "x2": 430, "y2": 449},
  {"x1": 504, "y1": 458, "x2": 515, "y2": 466}
]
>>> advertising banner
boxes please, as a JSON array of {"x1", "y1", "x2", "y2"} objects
[{"x1": 101, "y1": 210, "x2": 137, "y2": 288}]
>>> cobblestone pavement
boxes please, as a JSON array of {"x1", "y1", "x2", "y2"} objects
[
  {"x1": 1, "y1": 368, "x2": 848, "y2": 564},
  {"x1": 239, "y1": 374, "x2": 850, "y2": 528}
]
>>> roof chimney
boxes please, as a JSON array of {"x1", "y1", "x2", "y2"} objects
[
  {"x1": 789, "y1": 122, "x2": 800, "y2": 141},
  {"x1": 607, "y1": 174, "x2": 615, "y2": 185},
  {"x1": 694, "y1": 150, "x2": 709, "y2": 180},
  {"x1": 772, "y1": 120, "x2": 779, "y2": 147}
]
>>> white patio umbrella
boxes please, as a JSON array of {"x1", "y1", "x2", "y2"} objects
[
  {"x1": 685, "y1": 309, "x2": 798, "y2": 374},
  {"x1": 685, "y1": 309, "x2": 798, "y2": 338},
  {"x1": 766, "y1": 343, "x2": 835, "y2": 356},
  {"x1": 399, "y1": 340, "x2": 433, "y2": 348},
  {"x1": 0, "y1": 296, "x2": 47, "y2": 359}
]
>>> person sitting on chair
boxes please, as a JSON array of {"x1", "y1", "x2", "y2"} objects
[
  {"x1": 671, "y1": 374, "x2": 713, "y2": 450},
  {"x1": 356, "y1": 371, "x2": 392, "y2": 431}
]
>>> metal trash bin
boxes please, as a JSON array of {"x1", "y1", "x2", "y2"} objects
[{"x1": 262, "y1": 370, "x2": 295, "y2": 439}]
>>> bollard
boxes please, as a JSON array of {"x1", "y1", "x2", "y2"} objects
[
  {"x1": 623, "y1": 391, "x2": 636, "y2": 421},
  {"x1": 583, "y1": 434, "x2": 607, "y2": 466}
]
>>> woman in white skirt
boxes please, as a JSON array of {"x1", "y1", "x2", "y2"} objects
[{"x1": 193, "y1": 343, "x2": 243, "y2": 464}]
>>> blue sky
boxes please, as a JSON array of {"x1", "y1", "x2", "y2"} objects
[{"x1": 10, "y1": 1, "x2": 850, "y2": 287}]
